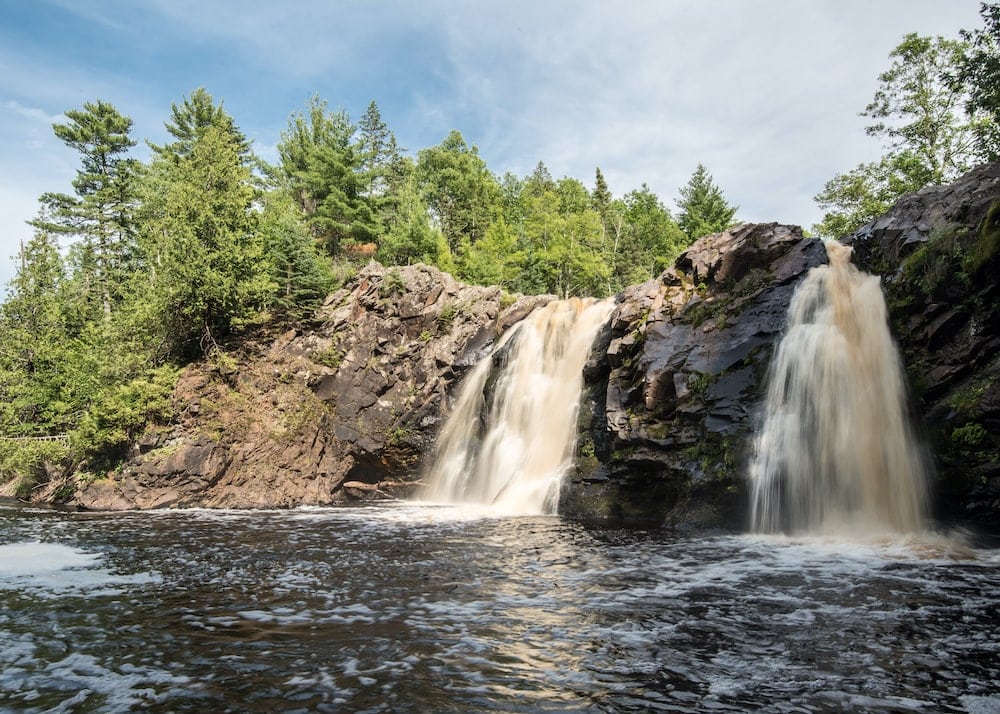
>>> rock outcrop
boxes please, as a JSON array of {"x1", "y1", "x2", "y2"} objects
[
  {"x1": 561, "y1": 224, "x2": 826, "y2": 527},
  {"x1": 75, "y1": 263, "x2": 551, "y2": 509}
]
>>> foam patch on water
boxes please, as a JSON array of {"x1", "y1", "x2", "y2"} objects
[
  {"x1": 0, "y1": 541, "x2": 102, "y2": 575},
  {"x1": 0, "y1": 541, "x2": 160, "y2": 597},
  {"x1": 1, "y1": 648, "x2": 193, "y2": 712}
]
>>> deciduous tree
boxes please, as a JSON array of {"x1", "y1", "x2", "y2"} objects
[{"x1": 815, "y1": 32, "x2": 997, "y2": 237}]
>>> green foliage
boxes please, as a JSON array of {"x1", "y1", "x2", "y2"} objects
[
  {"x1": 615, "y1": 185, "x2": 690, "y2": 287},
  {"x1": 259, "y1": 192, "x2": 333, "y2": 321},
  {"x1": 815, "y1": 32, "x2": 997, "y2": 238},
  {"x1": 380, "y1": 268, "x2": 407, "y2": 297},
  {"x1": 72, "y1": 366, "x2": 179, "y2": 467},
  {"x1": 964, "y1": 199, "x2": 1000, "y2": 276},
  {"x1": 31, "y1": 100, "x2": 139, "y2": 320},
  {"x1": 151, "y1": 87, "x2": 251, "y2": 160},
  {"x1": 676, "y1": 164, "x2": 738, "y2": 240},
  {"x1": 948, "y1": 377, "x2": 994, "y2": 417},
  {"x1": 814, "y1": 152, "x2": 933, "y2": 237},
  {"x1": 864, "y1": 34, "x2": 987, "y2": 181},
  {"x1": 895, "y1": 213, "x2": 1000, "y2": 302},
  {"x1": 416, "y1": 130, "x2": 501, "y2": 250},
  {"x1": 0, "y1": 439, "x2": 70, "y2": 495},
  {"x1": 3, "y1": 85, "x2": 838, "y2": 494},
  {"x1": 437, "y1": 301, "x2": 460, "y2": 329},
  {"x1": 377, "y1": 169, "x2": 440, "y2": 265},
  {"x1": 140, "y1": 97, "x2": 270, "y2": 358},
  {"x1": 952, "y1": 422, "x2": 988, "y2": 449},
  {"x1": 276, "y1": 95, "x2": 376, "y2": 254},
  {"x1": 960, "y1": 2, "x2": 1000, "y2": 159}
]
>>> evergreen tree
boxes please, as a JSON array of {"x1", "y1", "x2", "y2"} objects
[
  {"x1": 150, "y1": 87, "x2": 250, "y2": 160},
  {"x1": 591, "y1": 166, "x2": 613, "y2": 226},
  {"x1": 676, "y1": 164, "x2": 738, "y2": 240},
  {"x1": 277, "y1": 96, "x2": 376, "y2": 253},
  {"x1": 356, "y1": 100, "x2": 402, "y2": 200},
  {"x1": 141, "y1": 104, "x2": 269, "y2": 358},
  {"x1": 0, "y1": 229, "x2": 73, "y2": 434},
  {"x1": 259, "y1": 193, "x2": 333, "y2": 322},
  {"x1": 31, "y1": 100, "x2": 139, "y2": 320}
]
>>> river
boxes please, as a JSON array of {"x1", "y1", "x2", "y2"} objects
[{"x1": 1, "y1": 501, "x2": 998, "y2": 713}]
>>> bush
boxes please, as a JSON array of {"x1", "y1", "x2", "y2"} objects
[{"x1": 72, "y1": 365, "x2": 180, "y2": 467}]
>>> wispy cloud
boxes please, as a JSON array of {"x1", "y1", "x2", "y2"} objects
[
  {"x1": 0, "y1": 0, "x2": 985, "y2": 288},
  {"x1": 3, "y1": 100, "x2": 63, "y2": 126}
]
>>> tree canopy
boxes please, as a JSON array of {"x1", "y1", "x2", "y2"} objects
[
  {"x1": 815, "y1": 22, "x2": 999, "y2": 237},
  {"x1": 675, "y1": 164, "x2": 738, "y2": 240}
]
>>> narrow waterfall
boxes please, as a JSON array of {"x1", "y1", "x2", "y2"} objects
[
  {"x1": 749, "y1": 240, "x2": 929, "y2": 535},
  {"x1": 421, "y1": 298, "x2": 615, "y2": 515}
]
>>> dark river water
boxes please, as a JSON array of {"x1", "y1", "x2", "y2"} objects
[{"x1": 0, "y1": 501, "x2": 998, "y2": 713}]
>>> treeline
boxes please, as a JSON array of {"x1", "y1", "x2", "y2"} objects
[{"x1": 0, "y1": 88, "x2": 737, "y2": 486}]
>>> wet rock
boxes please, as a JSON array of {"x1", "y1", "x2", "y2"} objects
[{"x1": 563, "y1": 223, "x2": 827, "y2": 528}]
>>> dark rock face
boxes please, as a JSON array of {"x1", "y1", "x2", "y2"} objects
[
  {"x1": 847, "y1": 163, "x2": 1000, "y2": 527},
  {"x1": 75, "y1": 263, "x2": 550, "y2": 510},
  {"x1": 562, "y1": 223, "x2": 827, "y2": 527}
]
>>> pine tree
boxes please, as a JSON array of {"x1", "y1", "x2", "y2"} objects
[
  {"x1": 0, "y1": 229, "x2": 73, "y2": 434},
  {"x1": 278, "y1": 96, "x2": 376, "y2": 254},
  {"x1": 31, "y1": 100, "x2": 139, "y2": 320},
  {"x1": 356, "y1": 100, "x2": 401, "y2": 199},
  {"x1": 260, "y1": 193, "x2": 333, "y2": 321},
  {"x1": 150, "y1": 87, "x2": 251, "y2": 161},
  {"x1": 676, "y1": 164, "x2": 738, "y2": 240},
  {"x1": 591, "y1": 166, "x2": 613, "y2": 224}
]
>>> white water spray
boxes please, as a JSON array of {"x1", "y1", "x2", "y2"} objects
[
  {"x1": 749, "y1": 240, "x2": 929, "y2": 535},
  {"x1": 421, "y1": 298, "x2": 615, "y2": 515}
]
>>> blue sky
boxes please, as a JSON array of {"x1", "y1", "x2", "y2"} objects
[{"x1": 0, "y1": 0, "x2": 986, "y2": 289}]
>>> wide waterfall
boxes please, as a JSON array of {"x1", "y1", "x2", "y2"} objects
[
  {"x1": 749, "y1": 240, "x2": 929, "y2": 535},
  {"x1": 421, "y1": 298, "x2": 615, "y2": 515}
]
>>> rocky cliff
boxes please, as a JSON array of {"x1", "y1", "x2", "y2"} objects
[
  {"x1": 75, "y1": 264, "x2": 552, "y2": 509},
  {"x1": 561, "y1": 224, "x2": 826, "y2": 527},
  {"x1": 68, "y1": 164, "x2": 1000, "y2": 529},
  {"x1": 848, "y1": 162, "x2": 1000, "y2": 526}
]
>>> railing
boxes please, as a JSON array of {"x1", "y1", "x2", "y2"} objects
[{"x1": 0, "y1": 434, "x2": 70, "y2": 443}]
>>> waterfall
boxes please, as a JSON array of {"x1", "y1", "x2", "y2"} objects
[
  {"x1": 421, "y1": 298, "x2": 615, "y2": 515},
  {"x1": 749, "y1": 240, "x2": 929, "y2": 536}
]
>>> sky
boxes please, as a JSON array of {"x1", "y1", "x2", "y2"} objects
[{"x1": 0, "y1": 0, "x2": 987, "y2": 290}]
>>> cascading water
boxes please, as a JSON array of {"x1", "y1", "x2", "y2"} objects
[
  {"x1": 749, "y1": 240, "x2": 929, "y2": 536},
  {"x1": 421, "y1": 298, "x2": 615, "y2": 515}
]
